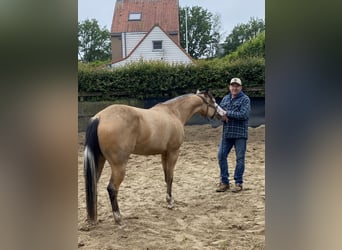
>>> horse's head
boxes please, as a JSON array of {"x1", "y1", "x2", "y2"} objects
[{"x1": 195, "y1": 90, "x2": 221, "y2": 120}]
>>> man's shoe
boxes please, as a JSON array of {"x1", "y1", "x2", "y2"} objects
[
  {"x1": 231, "y1": 183, "x2": 243, "y2": 193},
  {"x1": 216, "y1": 183, "x2": 230, "y2": 192}
]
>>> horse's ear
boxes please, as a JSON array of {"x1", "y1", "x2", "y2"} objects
[
  {"x1": 196, "y1": 90, "x2": 200, "y2": 94},
  {"x1": 204, "y1": 89, "x2": 210, "y2": 96},
  {"x1": 205, "y1": 90, "x2": 214, "y2": 100}
]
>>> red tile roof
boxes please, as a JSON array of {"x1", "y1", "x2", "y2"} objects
[{"x1": 111, "y1": 0, "x2": 179, "y2": 34}]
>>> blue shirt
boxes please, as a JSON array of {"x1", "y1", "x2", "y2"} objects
[{"x1": 220, "y1": 91, "x2": 250, "y2": 139}]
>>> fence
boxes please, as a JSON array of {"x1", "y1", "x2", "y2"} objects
[{"x1": 78, "y1": 87, "x2": 264, "y2": 102}]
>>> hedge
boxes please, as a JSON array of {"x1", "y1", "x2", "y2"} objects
[{"x1": 78, "y1": 57, "x2": 264, "y2": 101}]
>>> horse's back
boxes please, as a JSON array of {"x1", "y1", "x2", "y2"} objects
[
  {"x1": 95, "y1": 104, "x2": 184, "y2": 157},
  {"x1": 96, "y1": 104, "x2": 140, "y2": 131}
]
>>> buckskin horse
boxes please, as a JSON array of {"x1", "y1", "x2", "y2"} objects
[{"x1": 84, "y1": 90, "x2": 221, "y2": 225}]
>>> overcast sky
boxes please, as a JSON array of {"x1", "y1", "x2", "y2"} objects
[{"x1": 78, "y1": 0, "x2": 265, "y2": 38}]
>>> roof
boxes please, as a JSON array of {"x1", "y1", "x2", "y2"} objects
[{"x1": 111, "y1": 0, "x2": 179, "y2": 34}]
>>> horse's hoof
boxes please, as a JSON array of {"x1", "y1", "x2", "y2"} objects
[
  {"x1": 166, "y1": 194, "x2": 174, "y2": 209},
  {"x1": 86, "y1": 218, "x2": 98, "y2": 226},
  {"x1": 114, "y1": 217, "x2": 123, "y2": 225},
  {"x1": 114, "y1": 212, "x2": 122, "y2": 225}
]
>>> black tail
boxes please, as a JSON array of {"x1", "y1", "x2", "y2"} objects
[{"x1": 84, "y1": 117, "x2": 101, "y2": 221}]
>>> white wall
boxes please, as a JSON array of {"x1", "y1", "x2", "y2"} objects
[
  {"x1": 122, "y1": 32, "x2": 146, "y2": 57},
  {"x1": 113, "y1": 26, "x2": 192, "y2": 67}
]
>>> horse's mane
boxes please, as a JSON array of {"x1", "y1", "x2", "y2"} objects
[
  {"x1": 156, "y1": 91, "x2": 213, "y2": 107},
  {"x1": 160, "y1": 94, "x2": 195, "y2": 105}
]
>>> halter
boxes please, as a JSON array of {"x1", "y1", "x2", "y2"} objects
[{"x1": 196, "y1": 93, "x2": 218, "y2": 120}]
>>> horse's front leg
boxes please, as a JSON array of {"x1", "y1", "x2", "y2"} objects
[{"x1": 162, "y1": 150, "x2": 179, "y2": 209}]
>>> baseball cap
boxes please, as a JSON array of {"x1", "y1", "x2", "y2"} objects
[{"x1": 230, "y1": 77, "x2": 242, "y2": 86}]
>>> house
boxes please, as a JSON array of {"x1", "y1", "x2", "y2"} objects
[{"x1": 110, "y1": 0, "x2": 192, "y2": 67}]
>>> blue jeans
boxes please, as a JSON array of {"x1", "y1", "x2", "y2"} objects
[{"x1": 218, "y1": 138, "x2": 247, "y2": 185}]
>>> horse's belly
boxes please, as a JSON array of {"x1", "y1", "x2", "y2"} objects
[
  {"x1": 132, "y1": 141, "x2": 169, "y2": 155},
  {"x1": 132, "y1": 148, "x2": 163, "y2": 155},
  {"x1": 133, "y1": 134, "x2": 183, "y2": 155}
]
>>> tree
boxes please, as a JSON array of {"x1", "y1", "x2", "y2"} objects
[
  {"x1": 179, "y1": 6, "x2": 222, "y2": 59},
  {"x1": 225, "y1": 31, "x2": 265, "y2": 61},
  {"x1": 78, "y1": 19, "x2": 111, "y2": 62},
  {"x1": 223, "y1": 17, "x2": 265, "y2": 55}
]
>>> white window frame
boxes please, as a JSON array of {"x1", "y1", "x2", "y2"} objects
[{"x1": 128, "y1": 12, "x2": 141, "y2": 21}]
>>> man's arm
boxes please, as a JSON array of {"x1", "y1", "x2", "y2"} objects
[
  {"x1": 219, "y1": 96, "x2": 229, "y2": 122},
  {"x1": 226, "y1": 97, "x2": 250, "y2": 120}
]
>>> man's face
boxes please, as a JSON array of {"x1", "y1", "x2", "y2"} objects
[{"x1": 229, "y1": 83, "x2": 242, "y2": 96}]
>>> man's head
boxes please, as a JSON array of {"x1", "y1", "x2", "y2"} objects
[{"x1": 229, "y1": 77, "x2": 242, "y2": 97}]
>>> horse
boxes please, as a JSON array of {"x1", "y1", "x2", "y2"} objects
[{"x1": 84, "y1": 90, "x2": 221, "y2": 225}]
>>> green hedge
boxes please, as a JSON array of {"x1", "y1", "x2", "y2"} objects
[{"x1": 78, "y1": 57, "x2": 264, "y2": 101}]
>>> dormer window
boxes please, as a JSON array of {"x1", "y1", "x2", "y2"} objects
[{"x1": 128, "y1": 12, "x2": 141, "y2": 21}]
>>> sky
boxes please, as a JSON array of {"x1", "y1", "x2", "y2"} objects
[{"x1": 78, "y1": 0, "x2": 265, "y2": 38}]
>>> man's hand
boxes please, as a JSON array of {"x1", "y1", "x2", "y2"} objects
[{"x1": 221, "y1": 115, "x2": 228, "y2": 123}]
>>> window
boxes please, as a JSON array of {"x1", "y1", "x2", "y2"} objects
[
  {"x1": 128, "y1": 12, "x2": 141, "y2": 21},
  {"x1": 168, "y1": 31, "x2": 178, "y2": 35},
  {"x1": 153, "y1": 41, "x2": 163, "y2": 50}
]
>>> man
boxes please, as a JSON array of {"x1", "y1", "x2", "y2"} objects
[{"x1": 216, "y1": 77, "x2": 251, "y2": 193}]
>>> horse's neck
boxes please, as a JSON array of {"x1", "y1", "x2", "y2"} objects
[{"x1": 167, "y1": 95, "x2": 202, "y2": 124}]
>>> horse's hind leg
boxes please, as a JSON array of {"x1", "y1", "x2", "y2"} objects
[
  {"x1": 96, "y1": 155, "x2": 106, "y2": 182},
  {"x1": 107, "y1": 163, "x2": 126, "y2": 225}
]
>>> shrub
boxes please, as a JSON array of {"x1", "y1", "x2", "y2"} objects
[{"x1": 78, "y1": 57, "x2": 264, "y2": 101}]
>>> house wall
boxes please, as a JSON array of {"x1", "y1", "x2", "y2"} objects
[
  {"x1": 111, "y1": 34, "x2": 122, "y2": 62},
  {"x1": 112, "y1": 26, "x2": 192, "y2": 67},
  {"x1": 124, "y1": 32, "x2": 146, "y2": 56}
]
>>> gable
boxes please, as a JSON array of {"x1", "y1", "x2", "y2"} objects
[{"x1": 112, "y1": 25, "x2": 192, "y2": 67}]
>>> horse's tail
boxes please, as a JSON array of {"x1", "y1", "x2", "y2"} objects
[{"x1": 84, "y1": 117, "x2": 101, "y2": 222}]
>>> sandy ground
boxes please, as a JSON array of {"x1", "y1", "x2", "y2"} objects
[{"x1": 78, "y1": 124, "x2": 265, "y2": 250}]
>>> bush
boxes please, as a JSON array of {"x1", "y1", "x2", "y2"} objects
[{"x1": 78, "y1": 58, "x2": 264, "y2": 101}]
